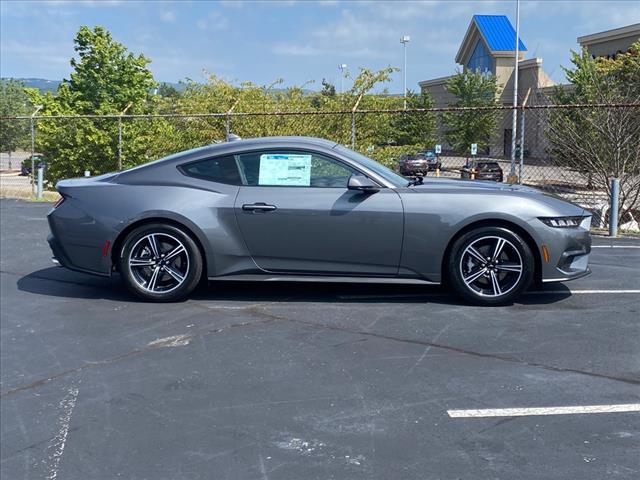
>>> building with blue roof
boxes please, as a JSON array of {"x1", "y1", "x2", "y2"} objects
[
  {"x1": 419, "y1": 16, "x2": 639, "y2": 158},
  {"x1": 419, "y1": 14, "x2": 555, "y2": 157}
]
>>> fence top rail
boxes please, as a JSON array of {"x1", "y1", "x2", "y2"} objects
[{"x1": 2, "y1": 102, "x2": 639, "y2": 120}]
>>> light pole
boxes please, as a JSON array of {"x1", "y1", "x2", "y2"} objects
[
  {"x1": 400, "y1": 35, "x2": 410, "y2": 109},
  {"x1": 338, "y1": 64, "x2": 347, "y2": 94},
  {"x1": 508, "y1": 0, "x2": 520, "y2": 183}
]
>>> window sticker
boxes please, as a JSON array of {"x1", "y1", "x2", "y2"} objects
[{"x1": 258, "y1": 154, "x2": 312, "y2": 186}]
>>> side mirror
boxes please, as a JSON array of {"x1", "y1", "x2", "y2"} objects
[{"x1": 347, "y1": 175, "x2": 379, "y2": 192}]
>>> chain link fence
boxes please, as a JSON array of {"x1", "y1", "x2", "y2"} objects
[{"x1": 1, "y1": 104, "x2": 639, "y2": 231}]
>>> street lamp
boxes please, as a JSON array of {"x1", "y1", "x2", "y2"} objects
[
  {"x1": 400, "y1": 35, "x2": 410, "y2": 109},
  {"x1": 338, "y1": 63, "x2": 347, "y2": 94}
]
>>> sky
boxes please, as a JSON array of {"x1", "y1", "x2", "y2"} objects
[{"x1": 1, "y1": 0, "x2": 639, "y2": 93}]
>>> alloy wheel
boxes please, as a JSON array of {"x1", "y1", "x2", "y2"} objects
[
  {"x1": 459, "y1": 235, "x2": 523, "y2": 297},
  {"x1": 127, "y1": 233, "x2": 190, "y2": 294}
]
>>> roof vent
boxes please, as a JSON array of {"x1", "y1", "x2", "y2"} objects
[{"x1": 226, "y1": 133, "x2": 242, "y2": 142}]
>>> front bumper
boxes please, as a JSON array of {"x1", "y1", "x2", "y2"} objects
[{"x1": 533, "y1": 218, "x2": 592, "y2": 283}]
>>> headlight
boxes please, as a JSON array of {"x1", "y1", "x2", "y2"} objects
[{"x1": 539, "y1": 216, "x2": 586, "y2": 228}]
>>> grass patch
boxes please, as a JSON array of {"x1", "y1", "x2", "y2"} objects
[{"x1": 0, "y1": 186, "x2": 59, "y2": 202}]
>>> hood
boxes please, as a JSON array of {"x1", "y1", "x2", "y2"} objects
[
  {"x1": 407, "y1": 178, "x2": 588, "y2": 216},
  {"x1": 410, "y1": 177, "x2": 541, "y2": 194}
]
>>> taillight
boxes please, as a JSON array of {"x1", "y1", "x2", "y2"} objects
[{"x1": 53, "y1": 196, "x2": 65, "y2": 209}]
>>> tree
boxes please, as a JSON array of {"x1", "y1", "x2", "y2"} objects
[
  {"x1": 320, "y1": 79, "x2": 336, "y2": 97},
  {"x1": 442, "y1": 70, "x2": 500, "y2": 154},
  {"x1": 0, "y1": 79, "x2": 31, "y2": 169},
  {"x1": 67, "y1": 26, "x2": 157, "y2": 114},
  {"x1": 391, "y1": 90, "x2": 435, "y2": 147},
  {"x1": 30, "y1": 26, "x2": 173, "y2": 184},
  {"x1": 546, "y1": 42, "x2": 640, "y2": 225}
]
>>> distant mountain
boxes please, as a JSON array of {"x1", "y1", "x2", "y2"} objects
[
  {"x1": 2, "y1": 77, "x2": 187, "y2": 93},
  {"x1": 4, "y1": 77, "x2": 320, "y2": 95},
  {"x1": 2, "y1": 77, "x2": 61, "y2": 92}
]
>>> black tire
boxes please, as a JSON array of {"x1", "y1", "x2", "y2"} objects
[
  {"x1": 447, "y1": 226, "x2": 534, "y2": 306},
  {"x1": 118, "y1": 223, "x2": 203, "y2": 302}
]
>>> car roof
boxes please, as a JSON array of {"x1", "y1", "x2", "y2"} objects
[
  {"x1": 117, "y1": 136, "x2": 341, "y2": 175},
  {"x1": 182, "y1": 136, "x2": 341, "y2": 158}
]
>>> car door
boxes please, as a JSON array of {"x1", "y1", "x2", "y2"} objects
[{"x1": 233, "y1": 149, "x2": 404, "y2": 275}]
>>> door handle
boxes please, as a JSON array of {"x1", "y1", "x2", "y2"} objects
[{"x1": 242, "y1": 202, "x2": 277, "y2": 212}]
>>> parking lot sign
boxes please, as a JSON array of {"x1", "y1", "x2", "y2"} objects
[
  {"x1": 470, "y1": 143, "x2": 478, "y2": 156},
  {"x1": 435, "y1": 144, "x2": 442, "y2": 154}
]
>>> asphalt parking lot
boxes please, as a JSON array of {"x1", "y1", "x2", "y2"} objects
[{"x1": 1, "y1": 199, "x2": 639, "y2": 480}]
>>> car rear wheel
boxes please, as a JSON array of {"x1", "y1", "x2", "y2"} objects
[
  {"x1": 119, "y1": 223, "x2": 203, "y2": 302},
  {"x1": 448, "y1": 226, "x2": 534, "y2": 306}
]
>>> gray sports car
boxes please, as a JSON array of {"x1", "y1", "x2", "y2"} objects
[{"x1": 47, "y1": 136, "x2": 591, "y2": 305}]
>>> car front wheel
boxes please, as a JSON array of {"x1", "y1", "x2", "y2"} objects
[
  {"x1": 119, "y1": 223, "x2": 203, "y2": 302},
  {"x1": 448, "y1": 226, "x2": 534, "y2": 305}
]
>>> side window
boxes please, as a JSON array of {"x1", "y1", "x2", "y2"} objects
[
  {"x1": 235, "y1": 151, "x2": 359, "y2": 188},
  {"x1": 180, "y1": 156, "x2": 242, "y2": 185}
]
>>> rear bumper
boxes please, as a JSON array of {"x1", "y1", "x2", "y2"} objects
[
  {"x1": 47, "y1": 233, "x2": 110, "y2": 277},
  {"x1": 476, "y1": 174, "x2": 503, "y2": 182},
  {"x1": 47, "y1": 201, "x2": 114, "y2": 277}
]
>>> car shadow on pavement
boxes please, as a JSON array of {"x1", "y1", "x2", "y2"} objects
[{"x1": 17, "y1": 267, "x2": 572, "y2": 305}]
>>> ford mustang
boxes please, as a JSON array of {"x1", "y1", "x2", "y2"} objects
[{"x1": 47, "y1": 136, "x2": 592, "y2": 305}]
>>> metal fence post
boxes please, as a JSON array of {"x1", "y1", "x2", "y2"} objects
[
  {"x1": 351, "y1": 111, "x2": 356, "y2": 149},
  {"x1": 29, "y1": 105, "x2": 43, "y2": 195},
  {"x1": 118, "y1": 117, "x2": 123, "y2": 171},
  {"x1": 226, "y1": 99, "x2": 240, "y2": 140},
  {"x1": 351, "y1": 93, "x2": 364, "y2": 149},
  {"x1": 609, "y1": 177, "x2": 620, "y2": 237},
  {"x1": 518, "y1": 107, "x2": 525, "y2": 184},
  {"x1": 37, "y1": 165, "x2": 44, "y2": 199},
  {"x1": 118, "y1": 103, "x2": 132, "y2": 171}
]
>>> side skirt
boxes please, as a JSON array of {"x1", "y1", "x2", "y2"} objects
[{"x1": 207, "y1": 274, "x2": 440, "y2": 285}]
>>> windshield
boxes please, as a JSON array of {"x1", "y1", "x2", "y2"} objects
[{"x1": 334, "y1": 145, "x2": 408, "y2": 188}]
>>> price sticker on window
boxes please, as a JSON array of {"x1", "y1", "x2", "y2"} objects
[{"x1": 258, "y1": 154, "x2": 312, "y2": 186}]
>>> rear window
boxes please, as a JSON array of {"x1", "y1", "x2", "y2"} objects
[
  {"x1": 478, "y1": 162, "x2": 500, "y2": 169},
  {"x1": 180, "y1": 156, "x2": 242, "y2": 185},
  {"x1": 419, "y1": 151, "x2": 435, "y2": 157}
]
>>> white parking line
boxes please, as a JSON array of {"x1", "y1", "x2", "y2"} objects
[
  {"x1": 592, "y1": 245, "x2": 640, "y2": 249},
  {"x1": 337, "y1": 289, "x2": 640, "y2": 300},
  {"x1": 528, "y1": 289, "x2": 640, "y2": 295},
  {"x1": 448, "y1": 403, "x2": 640, "y2": 418}
]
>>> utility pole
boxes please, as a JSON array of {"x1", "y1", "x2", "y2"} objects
[
  {"x1": 508, "y1": 0, "x2": 520, "y2": 183},
  {"x1": 400, "y1": 35, "x2": 410, "y2": 109}
]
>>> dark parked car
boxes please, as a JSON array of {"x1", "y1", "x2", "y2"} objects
[
  {"x1": 20, "y1": 155, "x2": 45, "y2": 176},
  {"x1": 461, "y1": 160, "x2": 504, "y2": 182},
  {"x1": 398, "y1": 150, "x2": 440, "y2": 176},
  {"x1": 48, "y1": 136, "x2": 591, "y2": 306},
  {"x1": 417, "y1": 150, "x2": 442, "y2": 171}
]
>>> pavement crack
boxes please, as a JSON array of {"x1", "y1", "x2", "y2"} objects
[
  {"x1": 0, "y1": 316, "x2": 276, "y2": 398},
  {"x1": 276, "y1": 316, "x2": 640, "y2": 386}
]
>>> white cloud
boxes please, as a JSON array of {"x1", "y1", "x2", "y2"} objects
[
  {"x1": 272, "y1": 43, "x2": 323, "y2": 56},
  {"x1": 196, "y1": 10, "x2": 228, "y2": 30},
  {"x1": 160, "y1": 10, "x2": 176, "y2": 23}
]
